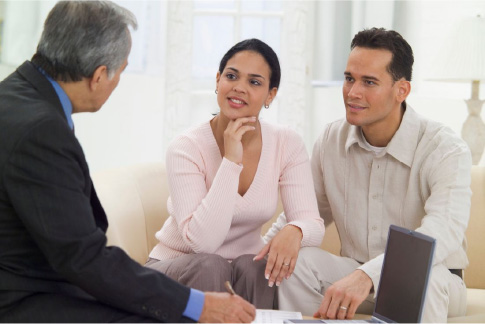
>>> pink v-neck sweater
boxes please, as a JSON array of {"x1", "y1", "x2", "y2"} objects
[{"x1": 149, "y1": 119, "x2": 325, "y2": 261}]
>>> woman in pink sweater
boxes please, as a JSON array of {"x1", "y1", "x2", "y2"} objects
[{"x1": 146, "y1": 39, "x2": 324, "y2": 309}]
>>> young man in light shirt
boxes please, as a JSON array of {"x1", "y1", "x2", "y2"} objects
[{"x1": 273, "y1": 27, "x2": 471, "y2": 323}]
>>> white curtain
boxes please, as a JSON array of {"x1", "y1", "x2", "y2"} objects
[
  {"x1": 312, "y1": 0, "x2": 398, "y2": 83},
  {"x1": 0, "y1": 1, "x2": 56, "y2": 66},
  {"x1": 163, "y1": 0, "x2": 317, "y2": 151}
]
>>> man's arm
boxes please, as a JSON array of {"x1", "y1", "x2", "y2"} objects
[
  {"x1": 314, "y1": 133, "x2": 472, "y2": 320},
  {"x1": 311, "y1": 128, "x2": 373, "y2": 320},
  {"x1": 311, "y1": 127, "x2": 334, "y2": 227},
  {"x1": 4, "y1": 117, "x2": 192, "y2": 321},
  {"x1": 357, "y1": 138, "x2": 472, "y2": 297},
  {"x1": 415, "y1": 140, "x2": 472, "y2": 265}
]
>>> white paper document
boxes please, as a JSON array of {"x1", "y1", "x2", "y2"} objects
[{"x1": 253, "y1": 309, "x2": 303, "y2": 323}]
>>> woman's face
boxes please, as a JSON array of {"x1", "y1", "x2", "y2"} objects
[{"x1": 216, "y1": 50, "x2": 277, "y2": 121}]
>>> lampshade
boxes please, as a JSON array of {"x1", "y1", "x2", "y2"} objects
[{"x1": 428, "y1": 15, "x2": 485, "y2": 82}]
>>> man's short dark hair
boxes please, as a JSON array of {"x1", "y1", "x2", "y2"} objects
[{"x1": 351, "y1": 27, "x2": 414, "y2": 82}]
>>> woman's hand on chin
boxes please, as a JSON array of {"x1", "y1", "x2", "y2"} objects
[{"x1": 223, "y1": 116, "x2": 256, "y2": 164}]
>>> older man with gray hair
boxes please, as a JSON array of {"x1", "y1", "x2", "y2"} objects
[{"x1": 0, "y1": 1, "x2": 255, "y2": 322}]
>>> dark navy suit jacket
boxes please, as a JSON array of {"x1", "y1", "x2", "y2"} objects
[{"x1": 0, "y1": 61, "x2": 190, "y2": 322}]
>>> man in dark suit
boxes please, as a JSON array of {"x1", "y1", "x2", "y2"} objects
[{"x1": 0, "y1": 1, "x2": 255, "y2": 322}]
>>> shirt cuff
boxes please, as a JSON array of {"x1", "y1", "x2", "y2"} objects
[
  {"x1": 286, "y1": 220, "x2": 325, "y2": 248},
  {"x1": 358, "y1": 254, "x2": 384, "y2": 299},
  {"x1": 182, "y1": 288, "x2": 205, "y2": 321}
]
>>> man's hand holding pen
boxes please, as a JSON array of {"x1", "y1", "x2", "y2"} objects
[{"x1": 198, "y1": 281, "x2": 256, "y2": 323}]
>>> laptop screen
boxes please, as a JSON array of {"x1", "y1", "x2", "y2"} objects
[{"x1": 373, "y1": 225, "x2": 435, "y2": 323}]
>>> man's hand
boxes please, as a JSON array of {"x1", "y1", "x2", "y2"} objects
[
  {"x1": 199, "y1": 292, "x2": 256, "y2": 323},
  {"x1": 313, "y1": 270, "x2": 373, "y2": 320},
  {"x1": 254, "y1": 225, "x2": 302, "y2": 287}
]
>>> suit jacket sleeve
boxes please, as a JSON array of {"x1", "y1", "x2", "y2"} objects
[{"x1": 3, "y1": 114, "x2": 191, "y2": 322}]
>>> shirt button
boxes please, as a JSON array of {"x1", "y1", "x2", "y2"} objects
[
  {"x1": 372, "y1": 226, "x2": 377, "y2": 231},
  {"x1": 372, "y1": 194, "x2": 379, "y2": 199}
]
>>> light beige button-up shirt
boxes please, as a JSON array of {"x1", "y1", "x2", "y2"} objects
[{"x1": 310, "y1": 106, "x2": 472, "y2": 290}]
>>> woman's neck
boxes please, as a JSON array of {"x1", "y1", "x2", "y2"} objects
[{"x1": 211, "y1": 114, "x2": 261, "y2": 146}]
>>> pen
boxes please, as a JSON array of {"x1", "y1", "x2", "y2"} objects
[{"x1": 224, "y1": 281, "x2": 236, "y2": 295}]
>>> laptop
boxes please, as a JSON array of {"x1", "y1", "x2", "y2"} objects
[{"x1": 285, "y1": 225, "x2": 436, "y2": 323}]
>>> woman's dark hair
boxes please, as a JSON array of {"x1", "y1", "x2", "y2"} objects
[
  {"x1": 218, "y1": 38, "x2": 281, "y2": 89},
  {"x1": 351, "y1": 27, "x2": 414, "y2": 82}
]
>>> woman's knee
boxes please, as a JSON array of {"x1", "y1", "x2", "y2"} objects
[
  {"x1": 188, "y1": 253, "x2": 232, "y2": 276},
  {"x1": 176, "y1": 254, "x2": 232, "y2": 291},
  {"x1": 232, "y1": 254, "x2": 266, "y2": 276},
  {"x1": 232, "y1": 254, "x2": 258, "y2": 268}
]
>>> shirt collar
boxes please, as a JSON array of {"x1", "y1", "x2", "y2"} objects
[
  {"x1": 37, "y1": 68, "x2": 74, "y2": 130},
  {"x1": 345, "y1": 124, "x2": 362, "y2": 152},
  {"x1": 386, "y1": 106, "x2": 420, "y2": 167},
  {"x1": 344, "y1": 106, "x2": 420, "y2": 167}
]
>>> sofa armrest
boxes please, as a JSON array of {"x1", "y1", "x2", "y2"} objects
[
  {"x1": 465, "y1": 166, "x2": 485, "y2": 289},
  {"x1": 92, "y1": 162, "x2": 169, "y2": 265}
]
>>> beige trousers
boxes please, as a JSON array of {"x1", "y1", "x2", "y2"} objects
[
  {"x1": 278, "y1": 247, "x2": 467, "y2": 323},
  {"x1": 146, "y1": 253, "x2": 277, "y2": 309}
]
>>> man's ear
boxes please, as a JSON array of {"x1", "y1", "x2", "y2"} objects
[
  {"x1": 396, "y1": 80, "x2": 411, "y2": 103},
  {"x1": 89, "y1": 65, "x2": 108, "y2": 91}
]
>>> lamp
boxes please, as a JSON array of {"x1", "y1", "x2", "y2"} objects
[{"x1": 428, "y1": 15, "x2": 485, "y2": 164}]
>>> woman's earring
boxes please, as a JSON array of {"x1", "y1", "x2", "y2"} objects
[
  {"x1": 215, "y1": 89, "x2": 218, "y2": 94},
  {"x1": 264, "y1": 104, "x2": 269, "y2": 109}
]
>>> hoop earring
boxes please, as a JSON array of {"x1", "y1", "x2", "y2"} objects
[
  {"x1": 264, "y1": 104, "x2": 269, "y2": 109},
  {"x1": 215, "y1": 89, "x2": 218, "y2": 94}
]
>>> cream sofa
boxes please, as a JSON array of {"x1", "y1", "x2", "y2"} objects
[{"x1": 92, "y1": 163, "x2": 485, "y2": 321}]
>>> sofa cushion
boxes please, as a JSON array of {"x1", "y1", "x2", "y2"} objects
[
  {"x1": 94, "y1": 162, "x2": 484, "y2": 320},
  {"x1": 465, "y1": 166, "x2": 485, "y2": 289},
  {"x1": 93, "y1": 163, "x2": 168, "y2": 264}
]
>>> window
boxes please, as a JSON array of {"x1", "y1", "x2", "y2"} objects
[
  {"x1": 192, "y1": 1, "x2": 282, "y2": 85},
  {"x1": 163, "y1": 0, "x2": 290, "y2": 150}
]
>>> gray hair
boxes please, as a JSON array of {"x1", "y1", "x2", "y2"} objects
[{"x1": 32, "y1": 1, "x2": 137, "y2": 81}]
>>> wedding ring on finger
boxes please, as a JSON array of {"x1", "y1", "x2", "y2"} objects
[
  {"x1": 283, "y1": 262, "x2": 290, "y2": 267},
  {"x1": 339, "y1": 306, "x2": 348, "y2": 312}
]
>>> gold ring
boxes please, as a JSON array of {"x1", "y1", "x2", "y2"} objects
[{"x1": 339, "y1": 306, "x2": 348, "y2": 311}]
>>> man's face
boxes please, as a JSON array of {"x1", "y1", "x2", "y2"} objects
[
  {"x1": 91, "y1": 59, "x2": 128, "y2": 112},
  {"x1": 342, "y1": 47, "x2": 403, "y2": 134}
]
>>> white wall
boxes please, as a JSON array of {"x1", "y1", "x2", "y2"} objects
[
  {"x1": 72, "y1": 74, "x2": 167, "y2": 171},
  {"x1": 76, "y1": 78, "x2": 485, "y2": 170},
  {"x1": 1, "y1": 65, "x2": 484, "y2": 172},
  {"x1": 2, "y1": 0, "x2": 485, "y2": 171}
]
